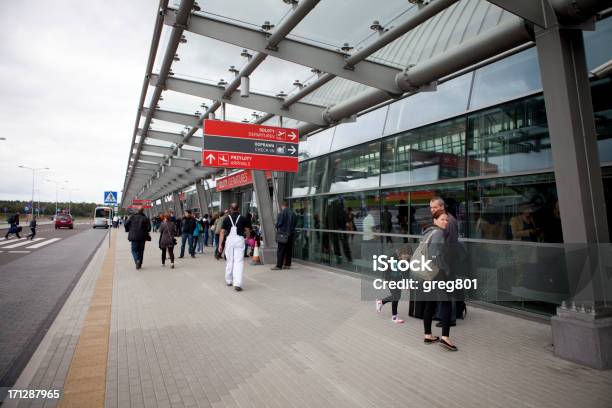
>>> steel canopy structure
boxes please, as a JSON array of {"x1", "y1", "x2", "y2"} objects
[{"x1": 121, "y1": 0, "x2": 610, "y2": 210}]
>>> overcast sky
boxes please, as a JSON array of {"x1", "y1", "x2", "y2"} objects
[
  {"x1": 0, "y1": 0, "x2": 156, "y2": 204},
  {"x1": 0, "y1": 0, "x2": 413, "y2": 206}
]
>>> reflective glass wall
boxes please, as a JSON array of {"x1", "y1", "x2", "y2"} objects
[{"x1": 286, "y1": 18, "x2": 612, "y2": 316}]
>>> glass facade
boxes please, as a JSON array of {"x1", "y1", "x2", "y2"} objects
[{"x1": 283, "y1": 18, "x2": 612, "y2": 317}]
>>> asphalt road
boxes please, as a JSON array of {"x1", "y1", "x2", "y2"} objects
[{"x1": 0, "y1": 223, "x2": 109, "y2": 391}]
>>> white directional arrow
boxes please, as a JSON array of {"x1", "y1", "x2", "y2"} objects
[
  {"x1": 288, "y1": 132, "x2": 297, "y2": 141},
  {"x1": 206, "y1": 153, "x2": 216, "y2": 164},
  {"x1": 288, "y1": 145, "x2": 297, "y2": 155}
]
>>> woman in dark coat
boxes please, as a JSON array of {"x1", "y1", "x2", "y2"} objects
[
  {"x1": 159, "y1": 213, "x2": 177, "y2": 269},
  {"x1": 421, "y1": 209, "x2": 457, "y2": 351}
]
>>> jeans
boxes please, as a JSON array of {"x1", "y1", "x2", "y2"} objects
[
  {"x1": 180, "y1": 233, "x2": 194, "y2": 257},
  {"x1": 196, "y1": 234, "x2": 204, "y2": 253},
  {"x1": 203, "y1": 229, "x2": 210, "y2": 246},
  {"x1": 130, "y1": 240, "x2": 146, "y2": 264}
]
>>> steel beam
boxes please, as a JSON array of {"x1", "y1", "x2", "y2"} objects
[
  {"x1": 319, "y1": 17, "x2": 533, "y2": 126},
  {"x1": 536, "y1": 11, "x2": 612, "y2": 368},
  {"x1": 139, "y1": 153, "x2": 166, "y2": 164},
  {"x1": 195, "y1": 182, "x2": 209, "y2": 215},
  {"x1": 486, "y1": 1, "x2": 550, "y2": 28},
  {"x1": 124, "y1": 0, "x2": 194, "y2": 206},
  {"x1": 252, "y1": 170, "x2": 276, "y2": 264},
  {"x1": 151, "y1": 75, "x2": 327, "y2": 126},
  {"x1": 167, "y1": 11, "x2": 403, "y2": 94},
  {"x1": 142, "y1": 107, "x2": 200, "y2": 127}
]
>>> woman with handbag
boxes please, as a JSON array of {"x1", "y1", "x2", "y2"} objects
[
  {"x1": 159, "y1": 213, "x2": 177, "y2": 269},
  {"x1": 419, "y1": 209, "x2": 457, "y2": 351}
]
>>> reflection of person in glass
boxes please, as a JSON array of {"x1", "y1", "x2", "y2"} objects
[
  {"x1": 398, "y1": 199, "x2": 409, "y2": 243},
  {"x1": 510, "y1": 204, "x2": 540, "y2": 242},
  {"x1": 326, "y1": 198, "x2": 352, "y2": 263},
  {"x1": 381, "y1": 205, "x2": 393, "y2": 243},
  {"x1": 346, "y1": 206, "x2": 356, "y2": 242}
]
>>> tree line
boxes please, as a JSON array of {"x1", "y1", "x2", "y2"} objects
[{"x1": 0, "y1": 200, "x2": 101, "y2": 219}]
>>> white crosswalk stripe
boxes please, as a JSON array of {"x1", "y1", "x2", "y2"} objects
[
  {"x1": 0, "y1": 238, "x2": 27, "y2": 247},
  {"x1": 2, "y1": 238, "x2": 43, "y2": 249},
  {"x1": 26, "y1": 238, "x2": 62, "y2": 249}
]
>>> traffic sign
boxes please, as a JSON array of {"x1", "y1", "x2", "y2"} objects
[
  {"x1": 104, "y1": 191, "x2": 118, "y2": 204},
  {"x1": 203, "y1": 120, "x2": 299, "y2": 172}
]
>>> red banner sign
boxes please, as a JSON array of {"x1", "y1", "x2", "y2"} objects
[
  {"x1": 215, "y1": 170, "x2": 272, "y2": 192},
  {"x1": 203, "y1": 120, "x2": 299, "y2": 173},
  {"x1": 132, "y1": 199, "x2": 152, "y2": 205},
  {"x1": 128, "y1": 204, "x2": 153, "y2": 209}
]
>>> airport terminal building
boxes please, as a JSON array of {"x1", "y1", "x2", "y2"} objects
[{"x1": 121, "y1": 0, "x2": 612, "y2": 367}]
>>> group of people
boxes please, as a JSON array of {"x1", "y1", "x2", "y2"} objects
[
  {"x1": 4, "y1": 212, "x2": 38, "y2": 240},
  {"x1": 376, "y1": 197, "x2": 461, "y2": 352},
  {"x1": 123, "y1": 201, "x2": 298, "y2": 292}
]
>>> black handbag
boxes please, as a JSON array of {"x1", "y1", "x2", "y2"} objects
[{"x1": 276, "y1": 231, "x2": 289, "y2": 244}]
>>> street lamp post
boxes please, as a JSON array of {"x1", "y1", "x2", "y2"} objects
[
  {"x1": 67, "y1": 188, "x2": 79, "y2": 215},
  {"x1": 46, "y1": 179, "x2": 68, "y2": 217},
  {"x1": 18, "y1": 165, "x2": 50, "y2": 218}
]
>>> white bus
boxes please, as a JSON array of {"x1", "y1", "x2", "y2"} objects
[{"x1": 93, "y1": 206, "x2": 113, "y2": 229}]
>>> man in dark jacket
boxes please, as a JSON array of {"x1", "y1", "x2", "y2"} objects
[
  {"x1": 179, "y1": 210, "x2": 197, "y2": 258},
  {"x1": 272, "y1": 201, "x2": 297, "y2": 270},
  {"x1": 124, "y1": 207, "x2": 151, "y2": 269},
  {"x1": 5, "y1": 212, "x2": 21, "y2": 240}
]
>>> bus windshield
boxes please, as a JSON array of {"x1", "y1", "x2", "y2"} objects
[{"x1": 95, "y1": 208, "x2": 111, "y2": 218}]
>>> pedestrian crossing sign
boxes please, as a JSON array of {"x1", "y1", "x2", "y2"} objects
[{"x1": 104, "y1": 191, "x2": 118, "y2": 204}]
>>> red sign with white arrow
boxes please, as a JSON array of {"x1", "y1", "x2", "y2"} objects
[{"x1": 203, "y1": 120, "x2": 299, "y2": 173}]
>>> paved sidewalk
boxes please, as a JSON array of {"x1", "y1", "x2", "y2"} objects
[{"x1": 7, "y1": 229, "x2": 612, "y2": 408}]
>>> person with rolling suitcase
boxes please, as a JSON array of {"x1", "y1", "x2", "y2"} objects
[{"x1": 5, "y1": 212, "x2": 22, "y2": 240}]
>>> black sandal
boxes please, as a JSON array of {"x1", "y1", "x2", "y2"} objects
[
  {"x1": 424, "y1": 336, "x2": 440, "y2": 344},
  {"x1": 439, "y1": 338, "x2": 458, "y2": 351}
]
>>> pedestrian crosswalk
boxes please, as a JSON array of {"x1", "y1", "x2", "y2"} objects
[{"x1": 0, "y1": 237, "x2": 63, "y2": 253}]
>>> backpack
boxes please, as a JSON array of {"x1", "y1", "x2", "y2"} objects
[{"x1": 8, "y1": 215, "x2": 15, "y2": 225}]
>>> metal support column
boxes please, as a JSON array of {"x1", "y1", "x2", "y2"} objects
[
  {"x1": 160, "y1": 196, "x2": 168, "y2": 213},
  {"x1": 172, "y1": 192, "x2": 182, "y2": 216},
  {"x1": 536, "y1": 14, "x2": 612, "y2": 369},
  {"x1": 253, "y1": 170, "x2": 276, "y2": 264},
  {"x1": 195, "y1": 181, "x2": 210, "y2": 216}
]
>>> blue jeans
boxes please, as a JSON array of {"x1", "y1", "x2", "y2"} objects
[
  {"x1": 196, "y1": 234, "x2": 204, "y2": 253},
  {"x1": 130, "y1": 241, "x2": 145, "y2": 264},
  {"x1": 203, "y1": 229, "x2": 210, "y2": 246},
  {"x1": 180, "y1": 233, "x2": 194, "y2": 257}
]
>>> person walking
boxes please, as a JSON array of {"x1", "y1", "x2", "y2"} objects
[
  {"x1": 179, "y1": 210, "x2": 196, "y2": 258},
  {"x1": 27, "y1": 215, "x2": 37, "y2": 240},
  {"x1": 215, "y1": 209, "x2": 230, "y2": 259},
  {"x1": 202, "y1": 214, "x2": 210, "y2": 247},
  {"x1": 421, "y1": 209, "x2": 457, "y2": 351},
  {"x1": 271, "y1": 201, "x2": 297, "y2": 270},
  {"x1": 194, "y1": 215, "x2": 204, "y2": 254},
  {"x1": 124, "y1": 207, "x2": 151, "y2": 269},
  {"x1": 429, "y1": 197, "x2": 461, "y2": 327},
  {"x1": 376, "y1": 246, "x2": 410, "y2": 324},
  {"x1": 5, "y1": 212, "x2": 21, "y2": 240},
  {"x1": 218, "y1": 203, "x2": 251, "y2": 291},
  {"x1": 159, "y1": 213, "x2": 177, "y2": 269}
]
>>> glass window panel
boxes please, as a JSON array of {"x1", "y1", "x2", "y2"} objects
[
  {"x1": 290, "y1": 0, "x2": 412, "y2": 50},
  {"x1": 381, "y1": 117, "x2": 466, "y2": 186},
  {"x1": 289, "y1": 157, "x2": 329, "y2": 197},
  {"x1": 584, "y1": 16, "x2": 612, "y2": 70},
  {"x1": 381, "y1": 182, "x2": 466, "y2": 237},
  {"x1": 593, "y1": 78, "x2": 612, "y2": 163},
  {"x1": 247, "y1": 56, "x2": 314, "y2": 97},
  {"x1": 328, "y1": 142, "x2": 381, "y2": 193},
  {"x1": 467, "y1": 95, "x2": 552, "y2": 176},
  {"x1": 300, "y1": 127, "x2": 334, "y2": 159},
  {"x1": 383, "y1": 72, "x2": 472, "y2": 136},
  {"x1": 330, "y1": 107, "x2": 388, "y2": 151},
  {"x1": 191, "y1": 1, "x2": 291, "y2": 32},
  {"x1": 469, "y1": 47, "x2": 542, "y2": 110},
  {"x1": 466, "y1": 173, "x2": 561, "y2": 243}
]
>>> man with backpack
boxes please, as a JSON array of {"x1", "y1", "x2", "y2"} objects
[
  {"x1": 218, "y1": 203, "x2": 251, "y2": 291},
  {"x1": 5, "y1": 212, "x2": 22, "y2": 240}
]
